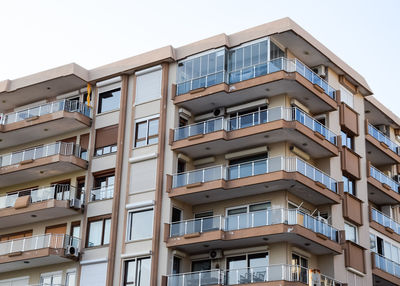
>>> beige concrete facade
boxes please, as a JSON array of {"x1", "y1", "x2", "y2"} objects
[{"x1": 0, "y1": 17, "x2": 399, "y2": 286}]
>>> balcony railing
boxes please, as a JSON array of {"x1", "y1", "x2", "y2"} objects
[
  {"x1": 170, "y1": 208, "x2": 339, "y2": 243},
  {"x1": 0, "y1": 99, "x2": 91, "y2": 125},
  {"x1": 367, "y1": 123, "x2": 400, "y2": 155},
  {"x1": 0, "y1": 233, "x2": 80, "y2": 256},
  {"x1": 167, "y1": 264, "x2": 342, "y2": 286},
  {"x1": 369, "y1": 165, "x2": 400, "y2": 193},
  {"x1": 172, "y1": 156, "x2": 337, "y2": 193},
  {"x1": 173, "y1": 107, "x2": 337, "y2": 145},
  {"x1": 0, "y1": 184, "x2": 79, "y2": 210},
  {"x1": 0, "y1": 142, "x2": 82, "y2": 168},
  {"x1": 373, "y1": 252, "x2": 400, "y2": 278},
  {"x1": 176, "y1": 57, "x2": 336, "y2": 100},
  {"x1": 90, "y1": 185, "x2": 114, "y2": 202},
  {"x1": 371, "y1": 208, "x2": 400, "y2": 235}
]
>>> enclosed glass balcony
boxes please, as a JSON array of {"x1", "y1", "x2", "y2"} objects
[{"x1": 373, "y1": 252, "x2": 400, "y2": 279}]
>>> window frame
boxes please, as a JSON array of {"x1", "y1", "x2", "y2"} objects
[
  {"x1": 97, "y1": 88, "x2": 121, "y2": 114},
  {"x1": 342, "y1": 175, "x2": 356, "y2": 196},
  {"x1": 86, "y1": 215, "x2": 112, "y2": 248},
  {"x1": 344, "y1": 221, "x2": 358, "y2": 243},
  {"x1": 341, "y1": 130, "x2": 354, "y2": 150},
  {"x1": 340, "y1": 85, "x2": 354, "y2": 108},
  {"x1": 134, "y1": 115, "x2": 160, "y2": 148},
  {"x1": 123, "y1": 256, "x2": 151, "y2": 286},
  {"x1": 126, "y1": 208, "x2": 154, "y2": 241}
]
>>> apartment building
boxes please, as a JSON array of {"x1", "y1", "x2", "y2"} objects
[{"x1": 0, "y1": 17, "x2": 399, "y2": 286}]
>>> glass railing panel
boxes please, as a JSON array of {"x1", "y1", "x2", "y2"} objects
[
  {"x1": 225, "y1": 209, "x2": 284, "y2": 231},
  {"x1": 367, "y1": 123, "x2": 400, "y2": 155},
  {"x1": 168, "y1": 270, "x2": 223, "y2": 286},
  {"x1": 371, "y1": 208, "x2": 400, "y2": 235},
  {"x1": 174, "y1": 117, "x2": 224, "y2": 141},
  {"x1": 374, "y1": 253, "x2": 400, "y2": 278},
  {"x1": 370, "y1": 166, "x2": 400, "y2": 193},
  {"x1": 170, "y1": 216, "x2": 222, "y2": 237},
  {"x1": 172, "y1": 165, "x2": 225, "y2": 188},
  {"x1": 90, "y1": 185, "x2": 114, "y2": 202}
]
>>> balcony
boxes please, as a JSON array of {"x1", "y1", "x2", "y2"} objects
[
  {"x1": 0, "y1": 99, "x2": 92, "y2": 149},
  {"x1": 166, "y1": 265, "x2": 343, "y2": 286},
  {"x1": 174, "y1": 57, "x2": 338, "y2": 115},
  {"x1": 367, "y1": 164, "x2": 400, "y2": 205},
  {"x1": 89, "y1": 185, "x2": 114, "y2": 202},
  {"x1": 0, "y1": 142, "x2": 87, "y2": 188},
  {"x1": 167, "y1": 208, "x2": 341, "y2": 255},
  {"x1": 0, "y1": 233, "x2": 80, "y2": 273},
  {"x1": 168, "y1": 156, "x2": 340, "y2": 205},
  {"x1": 366, "y1": 122, "x2": 400, "y2": 165},
  {"x1": 0, "y1": 184, "x2": 83, "y2": 229},
  {"x1": 372, "y1": 253, "x2": 400, "y2": 286},
  {"x1": 171, "y1": 107, "x2": 338, "y2": 159},
  {"x1": 370, "y1": 208, "x2": 400, "y2": 242}
]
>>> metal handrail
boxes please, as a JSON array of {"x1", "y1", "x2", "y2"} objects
[
  {"x1": 371, "y1": 208, "x2": 400, "y2": 235},
  {"x1": 89, "y1": 185, "x2": 114, "y2": 202},
  {"x1": 170, "y1": 208, "x2": 339, "y2": 243},
  {"x1": 369, "y1": 165, "x2": 400, "y2": 193},
  {"x1": 367, "y1": 123, "x2": 400, "y2": 155},
  {"x1": 173, "y1": 106, "x2": 337, "y2": 145},
  {"x1": 0, "y1": 233, "x2": 80, "y2": 256},
  {"x1": 0, "y1": 99, "x2": 91, "y2": 125},
  {"x1": 0, "y1": 142, "x2": 82, "y2": 168},
  {"x1": 172, "y1": 156, "x2": 337, "y2": 193},
  {"x1": 0, "y1": 184, "x2": 77, "y2": 209}
]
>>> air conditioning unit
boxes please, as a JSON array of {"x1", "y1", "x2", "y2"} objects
[
  {"x1": 377, "y1": 125, "x2": 388, "y2": 135},
  {"x1": 313, "y1": 65, "x2": 326, "y2": 78},
  {"x1": 393, "y1": 175, "x2": 400, "y2": 183},
  {"x1": 213, "y1": 107, "x2": 225, "y2": 117},
  {"x1": 209, "y1": 249, "x2": 223, "y2": 260},
  {"x1": 69, "y1": 199, "x2": 82, "y2": 210},
  {"x1": 65, "y1": 245, "x2": 79, "y2": 258}
]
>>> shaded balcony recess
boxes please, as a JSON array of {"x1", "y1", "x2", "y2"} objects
[
  {"x1": 373, "y1": 252, "x2": 400, "y2": 279},
  {"x1": 0, "y1": 141, "x2": 82, "y2": 168},
  {"x1": 174, "y1": 106, "x2": 337, "y2": 145},
  {"x1": 0, "y1": 184, "x2": 80, "y2": 210},
  {"x1": 176, "y1": 57, "x2": 336, "y2": 101},
  {"x1": 371, "y1": 208, "x2": 400, "y2": 236},
  {"x1": 170, "y1": 208, "x2": 339, "y2": 243},
  {"x1": 368, "y1": 123, "x2": 400, "y2": 156},
  {"x1": 0, "y1": 99, "x2": 91, "y2": 125},
  {"x1": 89, "y1": 185, "x2": 114, "y2": 202},
  {"x1": 172, "y1": 156, "x2": 337, "y2": 193},
  {"x1": 167, "y1": 264, "x2": 343, "y2": 286},
  {"x1": 370, "y1": 165, "x2": 400, "y2": 194}
]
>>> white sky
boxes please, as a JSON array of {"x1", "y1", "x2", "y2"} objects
[{"x1": 1, "y1": 0, "x2": 399, "y2": 115}]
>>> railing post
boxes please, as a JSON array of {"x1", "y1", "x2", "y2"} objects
[
  {"x1": 10, "y1": 240, "x2": 13, "y2": 253},
  {"x1": 184, "y1": 221, "x2": 187, "y2": 235},
  {"x1": 202, "y1": 169, "x2": 205, "y2": 183},
  {"x1": 200, "y1": 218, "x2": 203, "y2": 233}
]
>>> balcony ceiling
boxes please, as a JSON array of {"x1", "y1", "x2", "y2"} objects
[
  {"x1": 0, "y1": 253, "x2": 72, "y2": 273},
  {"x1": 366, "y1": 140, "x2": 398, "y2": 166}
]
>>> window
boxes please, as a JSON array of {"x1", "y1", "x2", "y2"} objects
[
  {"x1": 95, "y1": 145, "x2": 117, "y2": 156},
  {"x1": 291, "y1": 253, "x2": 308, "y2": 283},
  {"x1": 127, "y1": 209, "x2": 154, "y2": 241},
  {"x1": 269, "y1": 40, "x2": 285, "y2": 60},
  {"x1": 135, "y1": 117, "x2": 159, "y2": 147},
  {"x1": 124, "y1": 257, "x2": 151, "y2": 286},
  {"x1": 92, "y1": 173, "x2": 115, "y2": 201},
  {"x1": 95, "y1": 125, "x2": 118, "y2": 156},
  {"x1": 66, "y1": 271, "x2": 76, "y2": 286},
  {"x1": 226, "y1": 202, "x2": 271, "y2": 230},
  {"x1": 344, "y1": 222, "x2": 358, "y2": 243},
  {"x1": 371, "y1": 233, "x2": 400, "y2": 264},
  {"x1": 87, "y1": 216, "x2": 111, "y2": 247},
  {"x1": 226, "y1": 253, "x2": 268, "y2": 284},
  {"x1": 343, "y1": 175, "x2": 356, "y2": 196},
  {"x1": 173, "y1": 256, "x2": 181, "y2": 274},
  {"x1": 40, "y1": 272, "x2": 62, "y2": 286},
  {"x1": 98, "y1": 88, "x2": 121, "y2": 114},
  {"x1": 341, "y1": 130, "x2": 354, "y2": 150},
  {"x1": 340, "y1": 85, "x2": 354, "y2": 108},
  {"x1": 70, "y1": 222, "x2": 80, "y2": 248}
]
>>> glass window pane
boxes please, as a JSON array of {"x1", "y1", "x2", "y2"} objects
[
  {"x1": 243, "y1": 46, "x2": 252, "y2": 68},
  {"x1": 126, "y1": 260, "x2": 136, "y2": 283},
  {"x1": 98, "y1": 89, "x2": 121, "y2": 113},
  {"x1": 129, "y1": 209, "x2": 154, "y2": 240},
  {"x1": 148, "y1": 119, "x2": 159, "y2": 136},
  {"x1": 66, "y1": 272, "x2": 76, "y2": 286},
  {"x1": 137, "y1": 257, "x2": 151, "y2": 286},
  {"x1": 104, "y1": 218, "x2": 111, "y2": 244},
  {"x1": 88, "y1": 220, "x2": 103, "y2": 247},
  {"x1": 136, "y1": 122, "x2": 147, "y2": 140}
]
